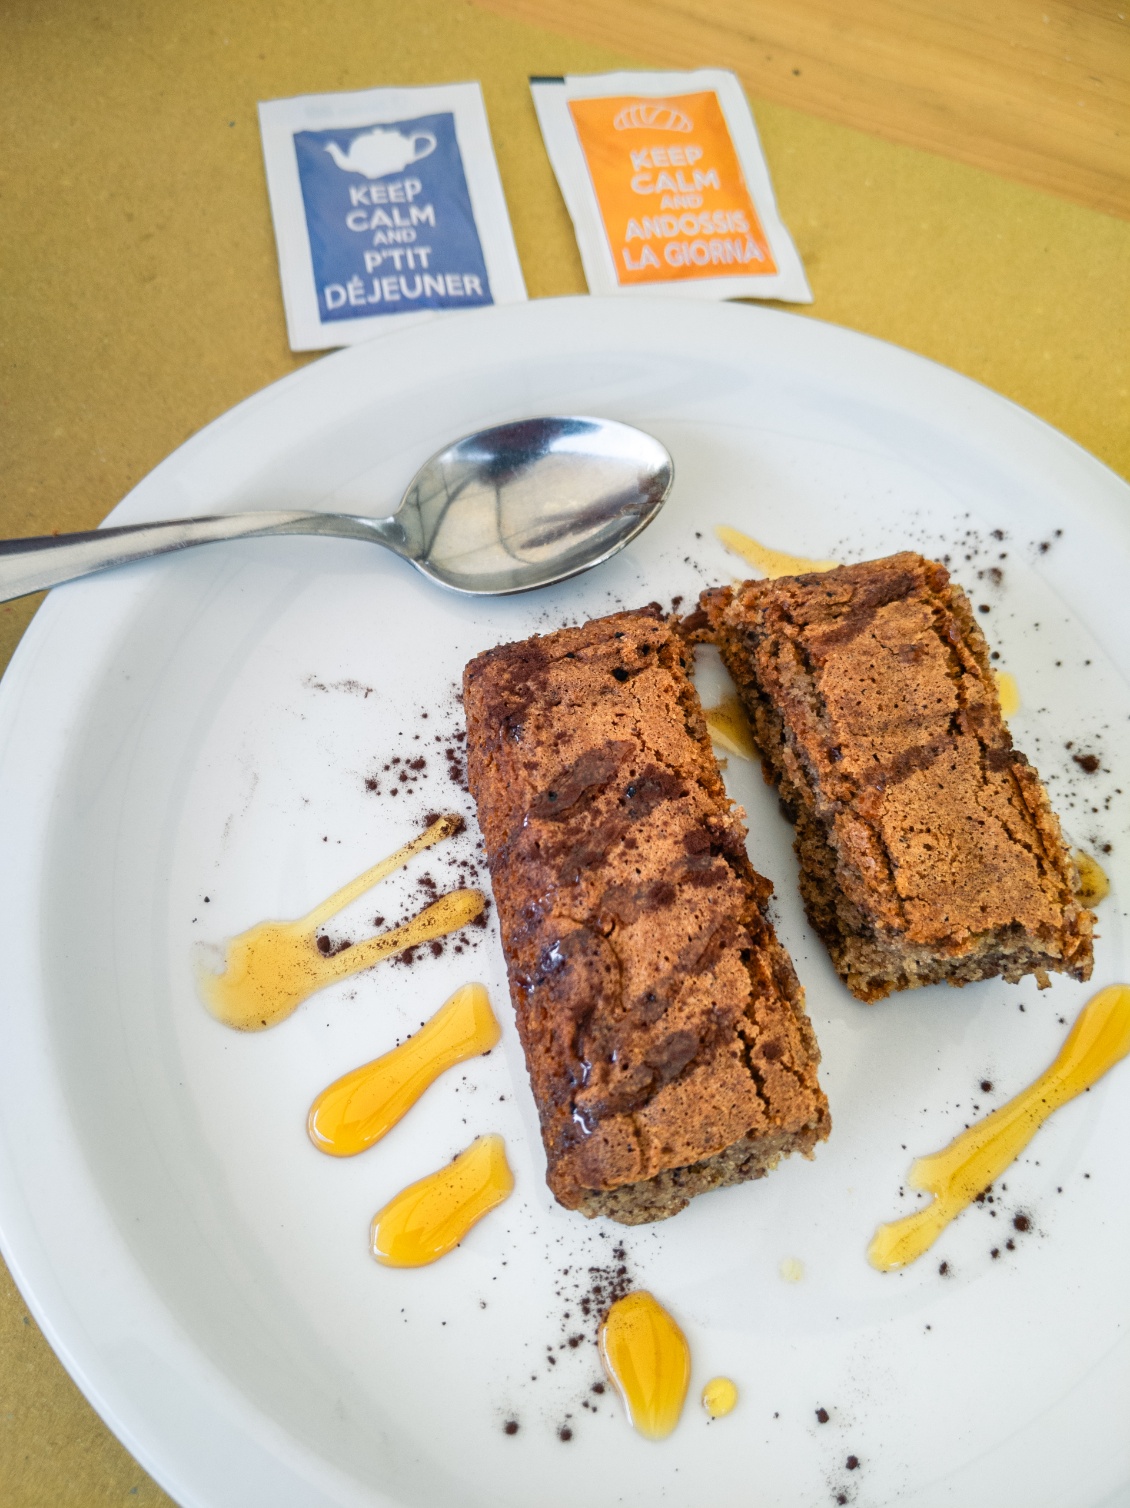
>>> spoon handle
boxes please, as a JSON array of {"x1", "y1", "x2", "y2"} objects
[{"x1": 0, "y1": 510, "x2": 405, "y2": 604}]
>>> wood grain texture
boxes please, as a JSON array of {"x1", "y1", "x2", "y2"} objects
[{"x1": 472, "y1": 0, "x2": 1130, "y2": 218}]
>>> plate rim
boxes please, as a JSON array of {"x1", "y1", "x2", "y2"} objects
[{"x1": 2, "y1": 293, "x2": 1128, "y2": 1508}]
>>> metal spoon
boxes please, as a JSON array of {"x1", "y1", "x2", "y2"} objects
[{"x1": 0, "y1": 416, "x2": 673, "y2": 602}]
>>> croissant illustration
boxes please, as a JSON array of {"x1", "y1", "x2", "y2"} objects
[{"x1": 612, "y1": 102, "x2": 693, "y2": 132}]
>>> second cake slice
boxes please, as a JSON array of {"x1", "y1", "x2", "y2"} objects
[
  {"x1": 701, "y1": 552, "x2": 1094, "y2": 1002},
  {"x1": 463, "y1": 606, "x2": 829, "y2": 1224}
]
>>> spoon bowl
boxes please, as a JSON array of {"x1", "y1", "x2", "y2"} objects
[
  {"x1": 0, "y1": 416, "x2": 674, "y2": 603},
  {"x1": 396, "y1": 416, "x2": 673, "y2": 594}
]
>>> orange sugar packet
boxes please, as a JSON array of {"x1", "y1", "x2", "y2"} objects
[{"x1": 531, "y1": 70, "x2": 810, "y2": 304}]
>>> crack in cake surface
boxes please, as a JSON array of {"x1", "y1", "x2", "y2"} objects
[
  {"x1": 699, "y1": 553, "x2": 1094, "y2": 1001},
  {"x1": 464, "y1": 607, "x2": 829, "y2": 1221}
]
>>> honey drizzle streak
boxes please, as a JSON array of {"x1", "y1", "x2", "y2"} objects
[
  {"x1": 715, "y1": 524, "x2": 838, "y2": 579},
  {"x1": 869, "y1": 984, "x2": 1130, "y2": 1270},
  {"x1": 371, "y1": 1133, "x2": 514, "y2": 1267},
  {"x1": 703, "y1": 694, "x2": 758, "y2": 761},
  {"x1": 599, "y1": 1290, "x2": 691, "y2": 1441},
  {"x1": 196, "y1": 815, "x2": 483, "y2": 1030},
  {"x1": 993, "y1": 669, "x2": 1021, "y2": 717},
  {"x1": 308, "y1": 983, "x2": 500, "y2": 1156},
  {"x1": 1074, "y1": 849, "x2": 1110, "y2": 907},
  {"x1": 701, "y1": 1377, "x2": 739, "y2": 1419}
]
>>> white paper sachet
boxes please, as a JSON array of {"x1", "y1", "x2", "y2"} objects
[
  {"x1": 259, "y1": 83, "x2": 527, "y2": 351},
  {"x1": 531, "y1": 70, "x2": 811, "y2": 305}
]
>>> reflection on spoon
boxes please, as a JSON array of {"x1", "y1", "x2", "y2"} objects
[
  {"x1": 371, "y1": 1134, "x2": 514, "y2": 1267},
  {"x1": 715, "y1": 524, "x2": 838, "y2": 579},
  {"x1": 868, "y1": 984, "x2": 1130, "y2": 1270},
  {"x1": 196, "y1": 814, "x2": 482, "y2": 1030},
  {"x1": 308, "y1": 983, "x2": 500, "y2": 1156}
]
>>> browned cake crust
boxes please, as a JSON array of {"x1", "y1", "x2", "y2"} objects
[
  {"x1": 699, "y1": 552, "x2": 1095, "y2": 1003},
  {"x1": 463, "y1": 607, "x2": 830, "y2": 1224}
]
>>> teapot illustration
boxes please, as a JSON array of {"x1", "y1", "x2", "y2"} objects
[{"x1": 324, "y1": 126, "x2": 436, "y2": 180}]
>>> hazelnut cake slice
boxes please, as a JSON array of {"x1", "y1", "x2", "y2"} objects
[
  {"x1": 463, "y1": 606, "x2": 829, "y2": 1224},
  {"x1": 699, "y1": 552, "x2": 1094, "y2": 1003}
]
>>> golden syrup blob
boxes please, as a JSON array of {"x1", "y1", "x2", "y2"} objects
[
  {"x1": 868, "y1": 984, "x2": 1130, "y2": 1270},
  {"x1": 701, "y1": 1377, "x2": 738, "y2": 1419},
  {"x1": 1074, "y1": 850, "x2": 1110, "y2": 907},
  {"x1": 715, "y1": 525, "x2": 838, "y2": 580},
  {"x1": 308, "y1": 983, "x2": 500, "y2": 1156},
  {"x1": 703, "y1": 695, "x2": 758, "y2": 761},
  {"x1": 599, "y1": 1290, "x2": 691, "y2": 1441},
  {"x1": 994, "y1": 670, "x2": 1021, "y2": 718},
  {"x1": 195, "y1": 815, "x2": 483, "y2": 1030},
  {"x1": 371, "y1": 1133, "x2": 514, "y2": 1267}
]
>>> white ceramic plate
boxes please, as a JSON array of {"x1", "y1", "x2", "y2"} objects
[{"x1": 2, "y1": 297, "x2": 1128, "y2": 1508}]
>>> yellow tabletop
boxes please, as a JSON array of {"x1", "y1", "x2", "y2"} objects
[{"x1": 0, "y1": 1, "x2": 1127, "y2": 1502}]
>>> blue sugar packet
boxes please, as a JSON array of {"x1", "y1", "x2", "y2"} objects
[
  {"x1": 260, "y1": 84, "x2": 526, "y2": 351},
  {"x1": 294, "y1": 113, "x2": 491, "y2": 320}
]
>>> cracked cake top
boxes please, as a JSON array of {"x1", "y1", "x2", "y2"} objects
[
  {"x1": 703, "y1": 552, "x2": 1089, "y2": 956},
  {"x1": 463, "y1": 606, "x2": 827, "y2": 1211}
]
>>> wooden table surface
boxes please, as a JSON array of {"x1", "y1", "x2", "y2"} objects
[
  {"x1": 0, "y1": 2, "x2": 1127, "y2": 1504},
  {"x1": 479, "y1": 0, "x2": 1130, "y2": 219}
]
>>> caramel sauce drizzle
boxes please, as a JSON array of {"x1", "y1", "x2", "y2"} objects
[
  {"x1": 308, "y1": 983, "x2": 500, "y2": 1156},
  {"x1": 599, "y1": 1290, "x2": 691, "y2": 1441},
  {"x1": 370, "y1": 1133, "x2": 514, "y2": 1267},
  {"x1": 703, "y1": 694, "x2": 758, "y2": 762},
  {"x1": 196, "y1": 815, "x2": 483, "y2": 1030},
  {"x1": 716, "y1": 524, "x2": 838, "y2": 579},
  {"x1": 868, "y1": 984, "x2": 1130, "y2": 1270}
]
